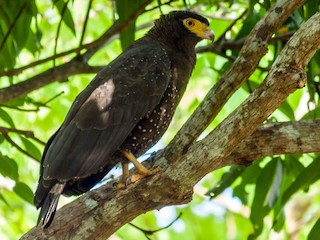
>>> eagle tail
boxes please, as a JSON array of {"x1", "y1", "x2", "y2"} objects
[{"x1": 37, "y1": 182, "x2": 65, "y2": 228}]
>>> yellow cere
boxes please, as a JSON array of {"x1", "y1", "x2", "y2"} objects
[{"x1": 182, "y1": 18, "x2": 212, "y2": 40}]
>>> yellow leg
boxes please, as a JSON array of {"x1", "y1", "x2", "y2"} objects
[
  {"x1": 116, "y1": 161, "x2": 129, "y2": 189},
  {"x1": 122, "y1": 151, "x2": 161, "y2": 183}
]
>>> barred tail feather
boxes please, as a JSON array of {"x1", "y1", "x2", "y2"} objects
[{"x1": 37, "y1": 182, "x2": 65, "y2": 228}]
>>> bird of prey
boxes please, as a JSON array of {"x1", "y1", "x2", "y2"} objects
[{"x1": 34, "y1": 10, "x2": 214, "y2": 228}]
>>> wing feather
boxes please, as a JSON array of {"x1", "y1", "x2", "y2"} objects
[{"x1": 42, "y1": 43, "x2": 171, "y2": 180}]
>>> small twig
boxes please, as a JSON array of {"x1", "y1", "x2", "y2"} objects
[
  {"x1": 0, "y1": 126, "x2": 46, "y2": 145},
  {"x1": 0, "y1": 0, "x2": 28, "y2": 53},
  {"x1": 54, "y1": 0, "x2": 71, "y2": 67},
  {"x1": 129, "y1": 212, "x2": 183, "y2": 239},
  {"x1": 43, "y1": 91, "x2": 65, "y2": 105},
  {"x1": 0, "y1": 45, "x2": 83, "y2": 77},
  {"x1": 216, "y1": 9, "x2": 248, "y2": 44},
  {"x1": 0, "y1": 91, "x2": 64, "y2": 112},
  {"x1": 1, "y1": 132, "x2": 40, "y2": 161},
  {"x1": 0, "y1": 0, "x2": 152, "y2": 78},
  {"x1": 145, "y1": 0, "x2": 176, "y2": 13},
  {"x1": 77, "y1": 0, "x2": 94, "y2": 55},
  {"x1": 0, "y1": 104, "x2": 40, "y2": 112}
]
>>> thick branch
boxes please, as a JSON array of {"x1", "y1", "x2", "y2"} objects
[
  {"x1": 167, "y1": 0, "x2": 307, "y2": 156},
  {"x1": 176, "y1": 11, "x2": 320, "y2": 184},
  {"x1": 224, "y1": 120, "x2": 320, "y2": 165},
  {"x1": 21, "y1": 120, "x2": 320, "y2": 239},
  {"x1": 21, "y1": 6, "x2": 320, "y2": 240}
]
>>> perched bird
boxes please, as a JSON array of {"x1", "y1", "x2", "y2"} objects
[{"x1": 34, "y1": 10, "x2": 214, "y2": 228}]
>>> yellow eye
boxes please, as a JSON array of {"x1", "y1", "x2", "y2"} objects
[
  {"x1": 186, "y1": 19, "x2": 195, "y2": 27},
  {"x1": 182, "y1": 17, "x2": 213, "y2": 40},
  {"x1": 183, "y1": 18, "x2": 197, "y2": 29}
]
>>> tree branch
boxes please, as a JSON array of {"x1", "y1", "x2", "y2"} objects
[
  {"x1": 20, "y1": 4, "x2": 320, "y2": 240},
  {"x1": 176, "y1": 11, "x2": 319, "y2": 184},
  {"x1": 168, "y1": 0, "x2": 307, "y2": 156},
  {"x1": 1, "y1": 132, "x2": 40, "y2": 162},
  {"x1": 0, "y1": 126, "x2": 45, "y2": 145},
  {"x1": 21, "y1": 120, "x2": 320, "y2": 239}
]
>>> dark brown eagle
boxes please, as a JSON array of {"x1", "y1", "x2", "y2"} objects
[{"x1": 35, "y1": 10, "x2": 214, "y2": 228}]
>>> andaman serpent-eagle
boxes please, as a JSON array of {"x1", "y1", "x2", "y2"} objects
[{"x1": 34, "y1": 11, "x2": 214, "y2": 228}]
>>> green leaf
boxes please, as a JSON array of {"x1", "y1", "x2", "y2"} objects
[
  {"x1": 249, "y1": 158, "x2": 283, "y2": 239},
  {"x1": 13, "y1": 182, "x2": 34, "y2": 205},
  {"x1": 206, "y1": 165, "x2": 245, "y2": 198},
  {"x1": 284, "y1": 155, "x2": 304, "y2": 179},
  {"x1": 306, "y1": 0, "x2": 320, "y2": 19},
  {"x1": 236, "y1": 9, "x2": 260, "y2": 41},
  {"x1": 233, "y1": 159, "x2": 263, "y2": 205},
  {"x1": 0, "y1": 108, "x2": 15, "y2": 127},
  {"x1": 25, "y1": 29, "x2": 41, "y2": 54},
  {"x1": 282, "y1": 157, "x2": 320, "y2": 205},
  {"x1": 20, "y1": 136, "x2": 41, "y2": 161},
  {"x1": 115, "y1": 0, "x2": 143, "y2": 50},
  {"x1": 272, "y1": 209, "x2": 285, "y2": 232},
  {"x1": 0, "y1": 193, "x2": 9, "y2": 206},
  {"x1": 242, "y1": 80, "x2": 259, "y2": 94},
  {"x1": 308, "y1": 218, "x2": 320, "y2": 240},
  {"x1": 264, "y1": 160, "x2": 283, "y2": 207},
  {"x1": 12, "y1": 4, "x2": 33, "y2": 53},
  {"x1": 278, "y1": 101, "x2": 295, "y2": 120},
  {"x1": 53, "y1": 0, "x2": 76, "y2": 36},
  {"x1": 0, "y1": 153, "x2": 19, "y2": 181},
  {"x1": 302, "y1": 106, "x2": 320, "y2": 120}
]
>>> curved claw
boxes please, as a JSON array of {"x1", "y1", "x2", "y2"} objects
[{"x1": 130, "y1": 166, "x2": 161, "y2": 183}]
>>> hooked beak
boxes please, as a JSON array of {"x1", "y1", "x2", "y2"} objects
[{"x1": 203, "y1": 28, "x2": 215, "y2": 42}]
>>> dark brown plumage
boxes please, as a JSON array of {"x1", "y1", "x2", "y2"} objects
[{"x1": 34, "y1": 11, "x2": 213, "y2": 228}]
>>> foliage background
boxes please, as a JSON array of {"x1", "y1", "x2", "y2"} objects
[{"x1": 0, "y1": 0, "x2": 319, "y2": 239}]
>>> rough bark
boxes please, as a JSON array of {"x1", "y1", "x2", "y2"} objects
[
  {"x1": 21, "y1": 10, "x2": 320, "y2": 239},
  {"x1": 167, "y1": 0, "x2": 307, "y2": 155},
  {"x1": 0, "y1": 0, "x2": 306, "y2": 106},
  {"x1": 21, "y1": 120, "x2": 320, "y2": 240}
]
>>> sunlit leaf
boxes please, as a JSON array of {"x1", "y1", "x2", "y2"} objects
[
  {"x1": 249, "y1": 158, "x2": 283, "y2": 239},
  {"x1": 53, "y1": 0, "x2": 76, "y2": 36},
  {"x1": 264, "y1": 159, "x2": 283, "y2": 207},
  {"x1": 233, "y1": 159, "x2": 263, "y2": 205},
  {"x1": 13, "y1": 182, "x2": 34, "y2": 205},
  {"x1": 278, "y1": 101, "x2": 295, "y2": 120},
  {"x1": 0, "y1": 108, "x2": 15, "y2": 127},
  {"x1": 301, "y1": 106, "x2": 320, "y2": 120},
  {"x1": 236, "y1": 9, "x2": 260, "y2": 41},
  {"x1": 308, "y1": 218, "x2": 320, "y2": 240},
  {"x1": 12, "y1": 3, "x2": 33, "y2": 52},
  {"x1": 0, "y1": 153, "x2": 19, "y2": 181},
  {"x1": 282, "y1": 157, "x2": 320, "y2": 205},
  {"x1": 206, "y1": 165, "x2": 245, "y2": 198},
  {"x1": 0, "y1": 193, "x2": 9, "y2": 206},
  {"x1": 284, "y1": 155, "x2": 304, "y2": 179},
  {"x1": 20, "y1": 136, "x2": 41, "y2": 161},
  {"x1": 305, "y1": 0, "x2": 320, "y2": 19},
  {"x1": 272, "y1": 208, "x2": 285, "y2": 232},
  {"x1": 115, "y1": 0, "x2": 143, "y2": 50}
]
